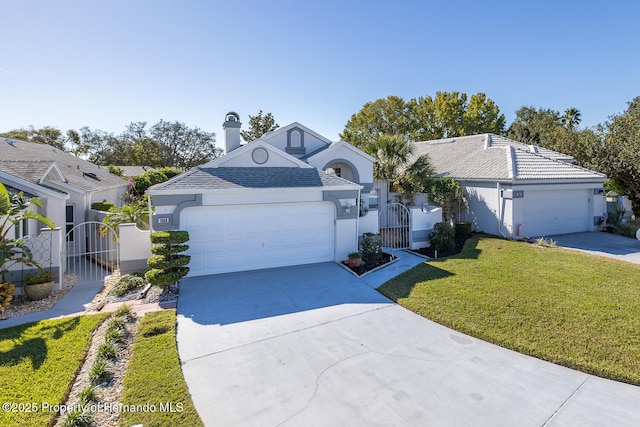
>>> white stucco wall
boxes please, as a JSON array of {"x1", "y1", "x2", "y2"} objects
[
  {"x1": 410, "y1": 206, "x2": 443, "y2": 249},
  {"x1": 335, "y1": 218, "x2": 358, "y2": 262},
  {"x1": 119, "y1": 223, "x2": 152, "y2": 273},
  {"x1": 219, "y1": 150, "x2": 303, "y2": 167},
  {"x1": 358, "y1": 210, "x2": 378, "y2": 235},
  {"x1": 464, "y1": 183, "x2": 502, "y2": 235},
  {"x1": 308, "y1": 144, "x2": 375, "y2": 184}
]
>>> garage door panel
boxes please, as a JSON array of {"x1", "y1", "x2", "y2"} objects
[
  {"x1": 523, "y1": 190, "x2": 589, "y2": 237},
  {"x1": 181, "y1": 202, "x2": 335, "y2": 276}
]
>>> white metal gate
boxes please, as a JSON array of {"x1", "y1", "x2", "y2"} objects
[
  {"x1": 64, "y1": 221, "x2": 119, "y2": 283},
  {"x1": 379, "y1": 203, "x2": 411, "y2": 249}
]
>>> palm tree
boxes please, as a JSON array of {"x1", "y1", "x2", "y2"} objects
[
  {"x1": 363, "y1": 135, "x2": 434, "y2": 203},
  {"x1": 561, "y1": 108, "x2": 582, "y2": 131},
  {"x1": 102, "y1": 201, "x2": 150, "y2": 236}
]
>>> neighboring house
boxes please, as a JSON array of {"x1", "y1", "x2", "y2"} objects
[
  {"x1": 0, "y1": 136, "x2": 129, "y2": 272},
  {"x1": 148, "y1": 112, "x2": 385, "y2": 277},
  {"x1": 408, "y1": 133, "x2": 607, "y2": 238}
]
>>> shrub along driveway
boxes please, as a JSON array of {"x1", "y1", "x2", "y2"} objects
[{"x1": 176, "y1": 262, "x2": 640, "y2": 427}]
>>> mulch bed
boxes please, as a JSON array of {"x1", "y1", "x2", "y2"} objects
[
  {"x1": 410, "y1": 233, "x2": 475, "y2": 258},
  {"x1": 342, "y1": 252, "x2": 395, "y2": 276}
]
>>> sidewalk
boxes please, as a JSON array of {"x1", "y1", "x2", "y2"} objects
[{"x1": 0, "y1": 280, "x2": 167, "y2": 329}]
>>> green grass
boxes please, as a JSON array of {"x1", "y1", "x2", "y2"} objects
[
  {"x1": 0, "y1": 314, "x2": 106, "y2": 427},
  {"x1": 119, "y1": 309, "x2": 203, "y2": 427},
  {"x1": 379, "y1": 234, "x2": 640, "y2": 385}
]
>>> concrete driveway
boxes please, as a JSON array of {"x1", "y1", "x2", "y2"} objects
[
  {"x1": 177, "y1": 262, "x2": 640, "y2": 427},
  {"x1": 548, "y1": 231, "x2": 640, "y2": 264}
]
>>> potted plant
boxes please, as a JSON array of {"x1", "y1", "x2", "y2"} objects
[
  {"x1": 1, "y1": 182, "x2": 55, "y2": 306},
  {"x1": 347, "y1": 251, "x2": 363, "y2": 268},
  {"x1": 23, "y1": 269, "x2": 55, "y2": 301}
]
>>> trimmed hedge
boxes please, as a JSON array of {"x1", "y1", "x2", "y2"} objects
[
  {"x1": 147, "y1": 254, "x2": 191, "y2": 270},
  {"x1": 145, "y1": 267, "x2": 189, "y2": 288},
  {"x1": 150, "y1": 243, "x2": 189, "y2": 256},
  {"x1": 149, "y1": 230, "x2": 189, "y2": 245},
  {"x1": 91, "y1": 201, "x2": 115, "y2": 211}
]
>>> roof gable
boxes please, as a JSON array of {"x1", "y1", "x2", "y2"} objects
[
  {"x1": 0, "y1": 137, "x2": 128, "y2": 192},
  {"x1": 257, "y1": 122, "x2": 332, "y2": 159},
  {"x1": 306, "y1": 140, "x2": 377, "y2": 164},
  {"x1": 202, "y1": 140, "x2": 312, "y2": 169}
]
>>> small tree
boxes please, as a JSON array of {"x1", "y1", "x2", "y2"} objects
[
  {"x1": 145, "y1": 230, "x2": 190, "y2": 291},
  {"x1": 360, "y1": 232, "x2": 383, "y2": 264},
  {"x1": 427, "y1": 178, "x2": 468, "y2": 224}
]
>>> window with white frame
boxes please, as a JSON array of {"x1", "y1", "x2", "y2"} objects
[
  {"x1": 66, "y1": 205, "x2": 74, "y2": 242},
  {"x1": 368, "y1": 189, "x2": 379, "y2": 209}
]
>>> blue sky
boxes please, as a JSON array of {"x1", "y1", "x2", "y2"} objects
[{"x1": 1, "y1": 1, "x2": 639, "y2": 147}]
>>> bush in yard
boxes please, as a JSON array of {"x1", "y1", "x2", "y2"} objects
[
  {"x1": 429, "y1": 222, "x2": 455, "y2": 255},
  {"x1": 91, "y1": 201, "x2": 115, "y2": 212},
  {"x1": 361, "y1": 232, "x2": 383, "y2": 264},
  {"x1": 0, "y1": 281, "x2": 15, "y2": 313},
  {"x1": 110, "y1": 274, "x2": 145, "y2": 296},
  {"x1": 145, "y1": 231, "x2": 190, "y2": 290},
  {"x1": 612, "y1": 218, "x2": 640, "y2": 238}
]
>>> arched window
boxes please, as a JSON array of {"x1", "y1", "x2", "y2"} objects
[
  {"x1": 290, "y1": 130, "x2": 301, "y2": 147},
  {"x1": 286, "y1": 127, "x2": 305, "y2": 155}
]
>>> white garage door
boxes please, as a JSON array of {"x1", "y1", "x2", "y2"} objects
[
  {"x1": 522, "y1": 189, "x2": 589, "y2": 237},
  {"x1": 181, "y1": 202, "x2": 335, "y2": 276}
]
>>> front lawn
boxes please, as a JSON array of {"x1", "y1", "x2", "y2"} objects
[
  {"x1": 0, "y1": 314, "x2": 106, "y2": 427},
  {"x1": 378, "y1": 234, "x2": 640, "y2": 385},
  {"x1": 119, "y1": 309, "x2": 203, "y2": 427}
]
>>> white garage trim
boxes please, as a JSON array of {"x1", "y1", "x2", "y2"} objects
[
  {"x1": 181, "y1": 202, "x2": 336, "y2": 276},
  {"x1": 522, "y1": 189, "x2": 590, "y2": 237}
]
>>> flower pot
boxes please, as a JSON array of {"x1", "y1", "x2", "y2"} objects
[
  {"x1": 24, "y1": 281, "x2": 54, "y2": 301},
  {"x1": 347, "y1": 257, "x2": 362, "y2": 268}
]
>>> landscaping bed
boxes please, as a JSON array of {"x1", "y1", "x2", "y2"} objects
[
  {"x1": 341, "y1": 252, "x2": 395, "y2": 276},
  {"x1": 410, "y1": 232, "x2": 474, "y2": 258}
]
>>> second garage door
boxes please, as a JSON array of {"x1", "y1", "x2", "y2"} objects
[
  {"x1": 522, "y1": 189, "x2": 589, "y2": 237},
  {"x1": 181, "y1": 202, "x2": 335, "y2": 276}
]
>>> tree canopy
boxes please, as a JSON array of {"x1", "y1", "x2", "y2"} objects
[
  {"x1": 2, "y1": 121, "x2": 220, "y2": 170},
  {"x1": 593, "y1": 97, "x2": 640, "y2": 211},
  {"x1": 341, "y1": 91, "x2": 505, "y2": 147},
  {"x1": 240, "y1": 110, "x2": 279, "y2": 142}
]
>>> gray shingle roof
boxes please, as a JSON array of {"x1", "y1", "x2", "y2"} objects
[
  {"x1": 149, "y1": 167, "x2": 359, "y2": 191},
  {"x1": 411, "y1": 134, "x2": 605, "y2": 183},
  {"x1": 0, "y1": 137, "x2": 128, "y2": 192}
]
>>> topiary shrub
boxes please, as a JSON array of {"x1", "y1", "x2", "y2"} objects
[
  {"x1": 429, "y1": 222, "x2": 455, "y2": 255},
  {"x1": 145, "y1": 230, "x2": 190, "y2": 291},
  {"x1": 361, "y1": 232, "x2": 383, "y2": 264}
]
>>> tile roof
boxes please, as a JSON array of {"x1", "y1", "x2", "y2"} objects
[
  {"x1": 149, "y1": 167, "x2": 360, "y2": 191},
  {"x1": 0, "y1": 137, "x2": 128, "y2": 192},
  {"x1": 411, "y1": 134, "x2": 605, "y2": 183}
]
